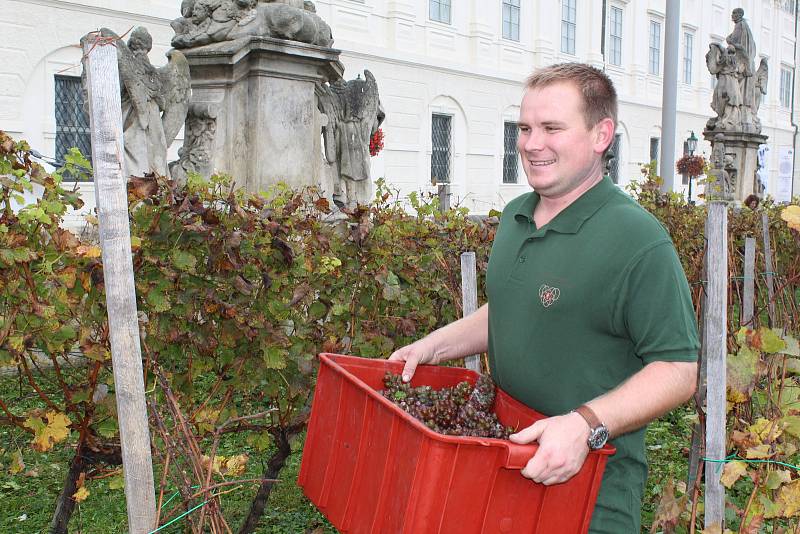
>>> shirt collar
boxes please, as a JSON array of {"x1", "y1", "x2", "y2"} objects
[{"x1": 513, "y1": 176, "x2": 617, "y2": 234}]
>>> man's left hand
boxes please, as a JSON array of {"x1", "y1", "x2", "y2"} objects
[{"x1": 508, "y1": 412, "x2": 591, "y2": 485}]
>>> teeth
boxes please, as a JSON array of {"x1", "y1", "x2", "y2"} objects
[{"x1": 530, "y1": 159, "x2": 555, "y2": 166}]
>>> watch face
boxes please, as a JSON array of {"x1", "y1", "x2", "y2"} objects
[{"x1": 588, "y1": 426, "x2": 609, "y2": 450}]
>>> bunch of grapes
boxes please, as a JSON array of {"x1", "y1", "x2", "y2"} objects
[{"x1": 380, "y1": 373, "x2": 513, "y2": 439}]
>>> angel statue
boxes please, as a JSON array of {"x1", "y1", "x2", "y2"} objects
[
  {"x1": 83, "y1": 27, "x2": 191, "y2": 178},
  {"x1": 317, "y1": 70, "x2": 385, "y2": 206}
]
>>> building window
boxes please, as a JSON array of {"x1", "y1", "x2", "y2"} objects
[
  {"x1": 683, "y1": 32, "x2": 693, "y2": 84},
  {"x1": 54, "y1": 75, "x2": 92, "y2": 172},
  {"x1": 503, "y1": 122, "x2": 518, "y2": 184},
  {"x1": 561, "y1": 0, "x2": 576, "y2": 55},
  {"x1": 431, "y1": 114, "x2": 452, "y2": 183},
  {"x1": 429, "y1": 0, "x2": 451, "y2": 24},
  {"x1": 608, "y1": 133, "x2": 622, "y2": 184},
  {"x1": 608, "y1": 6, "x2": 622, "y2": 66},
  {"x1": 649, "y1": 20, "x2": 661, "y2": 75},
  {"x1": 781, "y1": 66, "x2": 793, "y2": 108},
  {"x1": 650, "y1": 137, "x2": 660, "y2": 169},
  {"x1": 502, "y1": 0, "x2": 521, "y2": 41}
]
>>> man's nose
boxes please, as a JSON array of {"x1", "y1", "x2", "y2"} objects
[{"x1": 521, "y1": 130, "x2": 544, "y2": 152}]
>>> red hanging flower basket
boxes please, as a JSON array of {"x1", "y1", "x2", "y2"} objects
[
  {"x1": 369, "y1": 128, "x2": 384, "y2": 157},
  {"x1": 676, "y1": 154, "x2": 706, "y2": 177}
]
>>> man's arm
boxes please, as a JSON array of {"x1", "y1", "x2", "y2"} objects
[
  {"x1": 509, "y1": 359, "x2": 697, "y2": 485},
  {"x1": 388, "y1": 303, "x2": 489, "y2": 382}
]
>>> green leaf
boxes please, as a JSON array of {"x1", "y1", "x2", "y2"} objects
[
  {"x1": 759, "y1": 328, "x2": 787, "y2": 354},
  {"x1": 782, "y1": 335, "x2": 800, "y2": 357},
  {"x1": 108, "y1": 473, "x2": 124, "y2": 490},
  {"x1": 171, "y1": 249, "x2": 197, "y2": 273},
  {"x1": 261, "y1": 345, "x2": 287, "y2": 369},
  {"x1": 727, "y1": 346, "x2": 759, "y2": 403},
  {"x1": 96, "y1": 418, "x2": 118, "y2": 439},
  {"x1": 781, "y1": 415, "x2": 800, "y2": 439},
  {"x1": 765, "y1": 469, "x2": 792, "y2": 490},
  {"x1": 246, "y1": 431, "x2": 272, "y2": 452},
  {"x1": 145, "y1": 287, "x2": 171, "y2": 312},
  {"x1": 308, "y1": 301, "x2": 327, "y2": 319}
]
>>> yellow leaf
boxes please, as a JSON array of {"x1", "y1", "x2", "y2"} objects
[
  {"x1": 225, "y1": 454, "x2": 248, "y2": 477},
  {"x1": 775, "y1": 479, "x2": 800, "y2": 517},
  {"x1": 749, "y1": 417, "x2": 783, "y2": 442},
  {"x1": 75, "y1": 245, "x2": 101, "y2": 258},
  {"x1": 72, "y1": 486, "x2": 89, "y2": 503},
  {"x1": 8, "y1": 450, "x2": 24, "y2": 475},
  {"x1": 766, "y1": 469, "x2": 792, "y2": 490},
  {"x1": 781, "y1": 205, "x2": 800, "y2": 232},
  {"x1": 721, "y1": 460, "x2": 748, "y2": 488},
  {"x1": 25, "y1": 411, "x2": 71, "y2": 452},
  {"x1": 745, "y1": 444, "x2": 773, "y2": 459}
]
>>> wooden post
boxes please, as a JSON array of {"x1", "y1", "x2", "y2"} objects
[
  {"x1": 83, "y1": 34, "x2": 156, "y2": 533},
  {"x1": 742, "y1": 237, "x2": 756, "y2": 328},
  {"x1": 438, "y1": 184, "x2": 450, "y2": 212},
  {"x1": 704, "y1": 202, "x2": 728, "y2": 530},
  {"x1": 761, "y1": 213, "x2": 776, "y2": 326},
  {"x1": 460, "y1": 252, "x2": 481, "y2": 372},
  {"x1": 687, "y1": 219, "x2": 708, "y2": 494}
]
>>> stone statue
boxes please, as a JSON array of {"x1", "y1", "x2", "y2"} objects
[
  {"x1": 83, "y1": 27, "x2": 191, "y2": 178},
  {"x1": 706, "y1": 43, "x2": 742, "y2": 131},
  {"x1": 317, "y1": 70, "x2": 385, "y2": 206},
  {"x1": 169, "y1": 102, "x2": 218, "y2": 183},
  {"x1": 171, "y1": 0, "x2": 333, "y2": 49},
  {"x1": 707, "y1": 8, "x2": 766, "y2": 133},
  {"x1": 707, "y1": 134, "x2": 735, "y2": 201}
]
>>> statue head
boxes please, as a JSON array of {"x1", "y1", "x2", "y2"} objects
[
  {"x1": 128, "y1": 27, "x2": 153, "y2": 54},
  {"x1": 191, "y1": 0, "x2": 213, "y2": 24},
  {"x1": 180, "y1": 0, "x2": 195, "y2": 18},
  {"x1": 732, "y1": 8, "x2": 744, "y2": 22},
  {"x1": 524, "y1": 62, "x2": 618, "y2": 139}
]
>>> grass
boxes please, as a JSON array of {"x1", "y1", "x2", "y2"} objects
[{"x1": 0, "y1": 367, "x2": 714, "y2": 533}]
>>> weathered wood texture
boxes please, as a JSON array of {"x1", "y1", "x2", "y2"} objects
[
  {"x1": 83, "y1": 34, "x2": 156, "y2": 533},
  {"x1": 438, "y1": 184, "x2": 450, "y2": 212},
  {"x1": 704, "y1": 202, "x2": 728, "y2": 529},
  {"x1": 460, "y1": 252, "x2": 481, "y2": 372},
  {"x1": 742, "y1": 237, "x2": 756, "y2": 327},
  {"x1": 687, "y1": 219, "x2": 708, "y2": 495},
  {"x1": 761, "y1": 212, "x2": 776, "y2": 326}
]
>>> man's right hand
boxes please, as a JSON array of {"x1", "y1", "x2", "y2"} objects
[{"x1": 388, "y1": 340, "x2": 438, "y2": 383}]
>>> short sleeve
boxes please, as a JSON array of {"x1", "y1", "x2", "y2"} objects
[{"x1": 614, "y1": 240, "x2": 700, "y2": 364}]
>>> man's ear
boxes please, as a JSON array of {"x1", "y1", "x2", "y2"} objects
[{"x1": 593, "y1": 118, "x2": 615, "y2": 154}]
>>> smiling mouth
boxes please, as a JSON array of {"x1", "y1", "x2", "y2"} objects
[{"x1": 529, "y1": 159, "x2": 556, "y2": 166}]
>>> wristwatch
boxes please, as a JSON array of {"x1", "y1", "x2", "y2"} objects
[{"x1": 573, "y1": 405, "x2": 609, "y2": 450}]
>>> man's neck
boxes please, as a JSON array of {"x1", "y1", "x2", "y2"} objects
[{"x1": 533, "y1": 173, "x2": 604, "y2": 228}]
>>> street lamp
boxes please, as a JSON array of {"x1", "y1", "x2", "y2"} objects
[{"x1": 686, "y1": 131, "x2": 698, "y2": 203}]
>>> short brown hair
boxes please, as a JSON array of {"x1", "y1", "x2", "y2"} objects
[{"x1": 525, "y1": 62, "x2": 618, "y2": 133}]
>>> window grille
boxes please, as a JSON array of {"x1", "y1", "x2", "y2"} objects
[
  {"x1": 502, "y1": 0, "x2": 520, "y2": 41},
  {"x1": 429, "y1": 0, "x2": 451, "y2": 24},
  {"x1": 781, "y1": 66, "x2": 793, "y2": 108},
  {"x1": 608, "y1": 6, "x2": 622, "y2": 66},
  {"x1": 649, "y1": 21, "x2": 661, "y2": 75},
  {"x1": 561, "y1": 0, "x2": 576, "y2": 55},
  {"x1": 607, "y1": 134, "x2": 621, "y2": 184},
  {"x1": 431, "y1": 114, "x2": 452, "y2": 184},
  {"x1": 683, "y1": 32, "x2": 693, "y2": 84},
  {"x1": 503, "y1": 122, "x2": 518, "y2": 184},
  {"x1": 54, "y1": 75, "x2": 92, "y2": 175}
]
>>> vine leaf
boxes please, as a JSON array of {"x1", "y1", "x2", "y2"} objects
[
  {"x1": 775, "y1": 479, "x2": 800, "y2": 517},
  {"x1": 720, "y1": 460, "x2": 748, "y2": 488},
  {"x1": 23, "y1": 411, "x2": 71, "y2": 452},
  {"x1": 727, "y1": 346, "x2": 760, "y2": 403},
  {"x1": 765, "y1": 469, "x2": 792, "y2": 490}
]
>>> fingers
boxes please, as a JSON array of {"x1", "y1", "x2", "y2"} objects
[
  {"x1": 387, "y1": 346, "x2": 421, "y2": 383},
  {"x1": 508, "y1": 421, "x2": 543, "y2": 444}
]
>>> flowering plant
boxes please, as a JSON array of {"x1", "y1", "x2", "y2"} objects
[
  {"x1": 369, "y1": 128, "x2": 384, "y2": 157},
  {"x1": 676, "y1": 154, "x2": 706, "y2": 177}
]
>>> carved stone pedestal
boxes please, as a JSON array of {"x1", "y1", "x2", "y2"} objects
[
  {"x1": 179, "y1": 37, "x2": 343, "y2": 193},
  {"x1": 703, "y1": 130, "x2": 767, "y2": 202}
]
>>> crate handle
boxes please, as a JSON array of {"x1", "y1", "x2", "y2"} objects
[{"x1": 502, "y1": 442, "x2": 538, "y2": 469}]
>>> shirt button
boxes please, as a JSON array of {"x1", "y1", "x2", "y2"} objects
[{"x1": 518, "y1": 256, "x2": 526, "y2": 263}]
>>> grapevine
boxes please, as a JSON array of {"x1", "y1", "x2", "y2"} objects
[{"x1": 380, "y1": 372, "x2": 513, "y2": 439}]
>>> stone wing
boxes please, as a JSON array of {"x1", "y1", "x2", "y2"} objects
[{"x1": 157, "y1": 49, "x2": 191, "y2": 145}]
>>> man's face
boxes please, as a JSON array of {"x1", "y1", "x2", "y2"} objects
[{"x1": 516, "y1": 82, "x2": 613, "y2": 199}]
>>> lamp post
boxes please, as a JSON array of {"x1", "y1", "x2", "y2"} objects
[{"x1": 686, "y1": 131, "x2": 698, "y2": 203}]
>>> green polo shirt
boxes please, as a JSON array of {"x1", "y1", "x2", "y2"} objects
[{"x1": 486, "y1": 176, "x2": 699, "y2": 534}]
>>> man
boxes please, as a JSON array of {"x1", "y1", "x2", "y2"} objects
[{"x1": 389, "y1": 63, "x2": 699, "y2": 533}]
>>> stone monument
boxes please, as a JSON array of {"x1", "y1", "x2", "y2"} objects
[
  {"x1": 82, "y1": 27, "x2": 191, "y2": 179},
  {"x1": 167, "y1": 0, "x2": 384, "y2": 205},
  {"x1": 704, "y1": 7, "x2": 768, "y2": 202}
]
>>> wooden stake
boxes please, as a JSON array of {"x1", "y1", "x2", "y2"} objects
[
  {"x1": 742, "y1": 237, "x2": 756, "y2": 328},
  {"x1": 460, "y1": 252, "x2": 480, "y2": 372},
  {"x1": 82, "y1": 33, "x2": 156, "y2": 533},
  {"x1": 704, "y1": 202, "x2": 728, "y2": 530}
]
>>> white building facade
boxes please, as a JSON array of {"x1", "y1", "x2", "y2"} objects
[{"x1": 2, "y1": 0, "x2": 798, "y2": 213}]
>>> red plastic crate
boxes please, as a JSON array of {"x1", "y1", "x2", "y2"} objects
[{"x1": 298, "y1": 354, "x2": 614, "y2": 534}]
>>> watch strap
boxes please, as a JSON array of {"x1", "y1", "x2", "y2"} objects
[{"x1": 574, "y1": 404, "x2": 603, "y2": 430}]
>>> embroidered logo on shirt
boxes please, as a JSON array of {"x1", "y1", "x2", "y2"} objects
[{"x1": 539, "y1": 284, "x2": 560, "y2": 308}]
